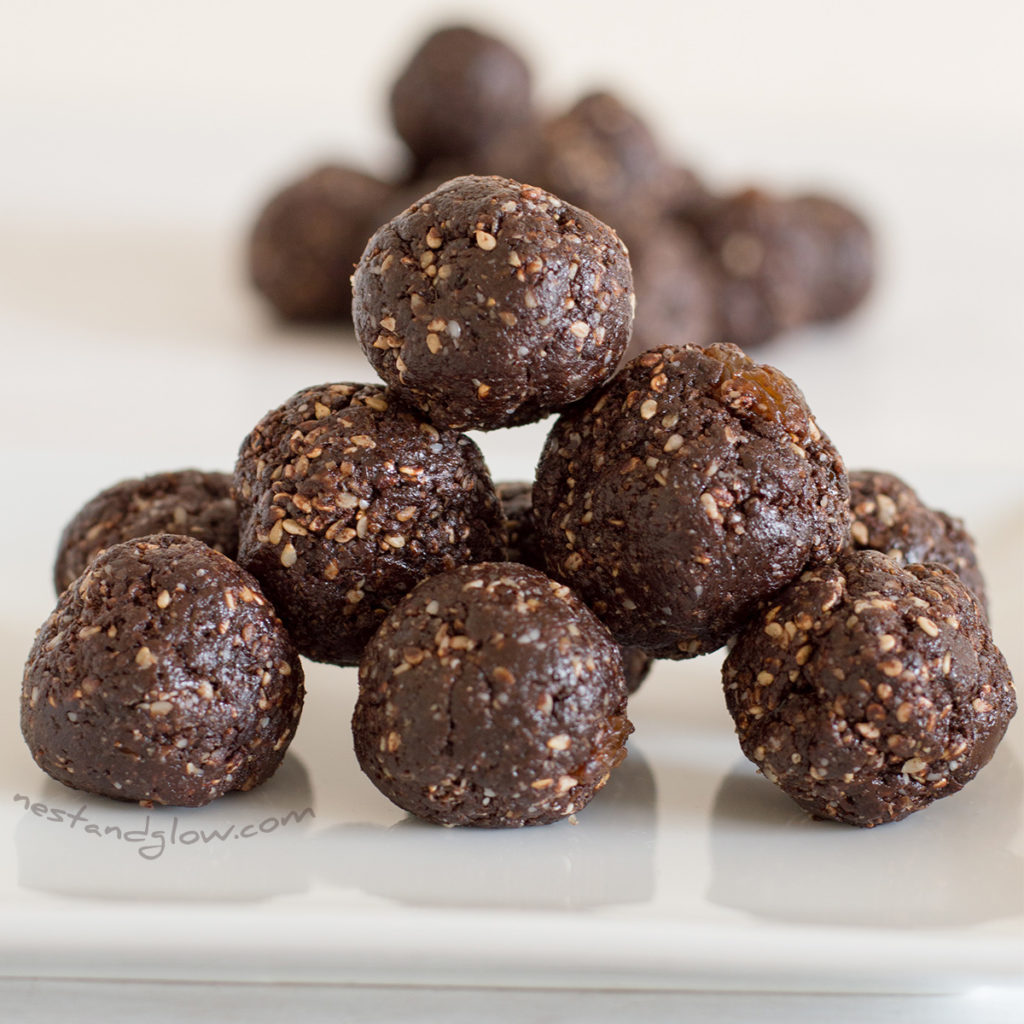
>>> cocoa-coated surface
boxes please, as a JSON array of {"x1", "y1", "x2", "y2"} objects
[
  {"x1": 352, "y1": 174, "x2": 634, "y2": 431},
  {"x1": 352, "y1": 562, "x2": 632, "y2": 827},
  {"x1": 847, "y1": 469, "x2": 987, "y2": 612},
  {"x1": 234, "y1": 382, "x2": 506, "y2": 665},
  {"x1": 54, "y1": 470, "x2": 237, "y2": 595},
  {"x1": 23, "y1": 535, "x2": 304, "y2": 807},
  {"x1": 533, "y1": 344, "x2": 850, "y2": 658},
  {"x1": 722, "y1": 550, "x2": 1015, "y2": 827}
]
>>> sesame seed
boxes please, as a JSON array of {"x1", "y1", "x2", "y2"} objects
[
  {"x1": 426, "y1": 226, "x2": 443, "y2": 249},
  {"x1": 546, "y1": 734, "x2": 571, "y2": 750},
  {"x1": 640, "y1": 399, "x2": 658, "y2": 419},
  {"x1": 280, "y1": 543, "x2": 298, "y2": 567},
  {"x1": 475, "y1": 229, "x2": 497, "y2": 250},
  {"x1": 135, "y1": 647, "x2": 157, "y2": 669},
  {"x1": 663, "y1": 433, "x2": 684, "y2": 453},
  {"x1": 700, "y1": 493, "x2": 722, "y2": 521},
  {"x1": 917, "y1": 616, "x2": 940, "y2": 637},
  {"x1": 850, "y1": 521, "x2": 869, "y2": 545},
  {"x1": 156, "y1": 590, "x2": 171, "y2": 609}
]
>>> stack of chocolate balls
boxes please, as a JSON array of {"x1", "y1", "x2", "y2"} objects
[
  {"x1": 249, "y1": 24, "x2": 874, "y2": 356},
  {"x1": 24, "y1": 168, "x2": 1012, "y2": 829}
]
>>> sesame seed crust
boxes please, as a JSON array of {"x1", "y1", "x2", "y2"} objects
[
  {"x1": 532, "y1": 343, "x2": 850, "y2": 658},
  {"x1": 352, "y1": 562, "x2": 632, "y2": 827},
  {"x1": 722, "y1": 550, "x2": 1016, "y2": 827},
  {"x1": 352, "y1": 174, "x2": 634, "y2": 431},
  {"x1": 54, "y1": 470, "x2": 238, "y2": 595},
  {"x1": 23, "y1": 534, "x2": 304, "y2": 807},
  {"x1": 234, "y1": 382, "x2": 506, "y2": 665},
  {"x1": 846, "y1": 469, "x2": 987, "y2": 613}
]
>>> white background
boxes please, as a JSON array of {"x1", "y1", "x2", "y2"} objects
[{"x1": 1, "y1": 2, "x2": 1022, "y2": 1020}]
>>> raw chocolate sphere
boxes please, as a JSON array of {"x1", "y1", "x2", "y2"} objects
[
  {"x1": 722, "y1": 550, "x2": 1015, "y2": 827},
  {"x1": 496, "y1": 480, "x2": 652, "y2": 694},
  {"x1": 54, "y1": 469, "x2": 237, "y2": 595},
  {"x1": 533, "y1": 343, "x2": 850, "y2": 658},
  {"x1": 249, "y1": 164, "x2": 395, "y2": 321},
  {"x1": 352, "y1": 562, "x2": 633, "y2": 827},
  {"x1": 626, "y1": 225, "x2": 720, "y2": 359},
  {"x1": 791, "y1": 194, "x2": 874, "y2": 322},
  {"x1": 686, "y1": 188, "x2": 820, "y2": 348},
  {"x1": 22, "y1": 535, "x2": 304, "y2": 806},
  {"x1": 847, "y1": 470, "x2": 987, "y2": 613},
  {"x1": 535, "y1": 91, "x2": 678, "y2": 237},
  {"x1": 234, "y1": 382, "x2": 506, "y2": 665},
  {"x1": 352, "y1": 174, "x2": 634, "y2": 431},
  {"x1": 390, "y1": 26, "x2": 534, "y2": 171}
]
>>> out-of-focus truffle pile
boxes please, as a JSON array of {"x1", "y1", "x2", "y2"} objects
[{"x1": 248, "y1": 24, "x2": 874, "y2": 357}]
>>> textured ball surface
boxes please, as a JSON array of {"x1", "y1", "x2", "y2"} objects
[
  {"x1": 353, "y1": 562, "x2": 632, "y2": 827},
  {"x1": 23, "y1": 535, "x2": 304, "y2": 806},
  {"x1": 533, "y1": 343, "x2": 850, "y2": 658},
  {"x1": 234, "y1": 382, "x2": 506, "y2": 665},
  {"x1": 54, "y1": 469, "x2": 237, "y2": 595},
  {"x1": 353, "y1": 174, "x2": 634, "y2": 430},
  {"x1": 722, "y1": 550, "x2": 1015, "y2": 826}
]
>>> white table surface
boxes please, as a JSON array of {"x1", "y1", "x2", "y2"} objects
[{"x1": 1, "y1": 2, "x2": 1022, "y2": 1018}]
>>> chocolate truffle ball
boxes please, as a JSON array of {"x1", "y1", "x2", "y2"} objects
[
  {"x1": 533, "y1": 344, "x2": 850, "y2": 658},
  {"x1": 686, "y1": 188, "x2": 820, "y2": 348},
  {"x1": 626, "y1": 225, "x2": 720, "y2": 359},
  {"x1": 249, "y1": 164, "x2": 395, "y2": 321},
  {"x1": 54, "y1": 470, "x2": 237, "y2": 595},
  {"x1": 22, "y1": 535, "x2": 304, "y2": 807},
  {"x1": 352, "y1": 174, "x2": 634, "y2": 431},
  {"x1": 390, "y1": 26, "x2": 534, "y2": 172},
  {"x1": 847, "y1": 470, "x2": 987, "y2": 612},
  {"x1": 352, "y1": 562, "x2": 633, "y2": 827},
  {"x1": 234, "y1": 382, "x2": 506, "y2": 665},
  {"x1": 791, "y1": 194, "x2": 874, "y2": 322},
  {"x1": 496, "y1": 480, "x2": 652, "y2": 694},
  {"x1": 722, "y1": 550, "x2": 1016, "y2": 827},
  {"x1": 534, "y1": 91, "x2": 678, "y2": 237}
]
